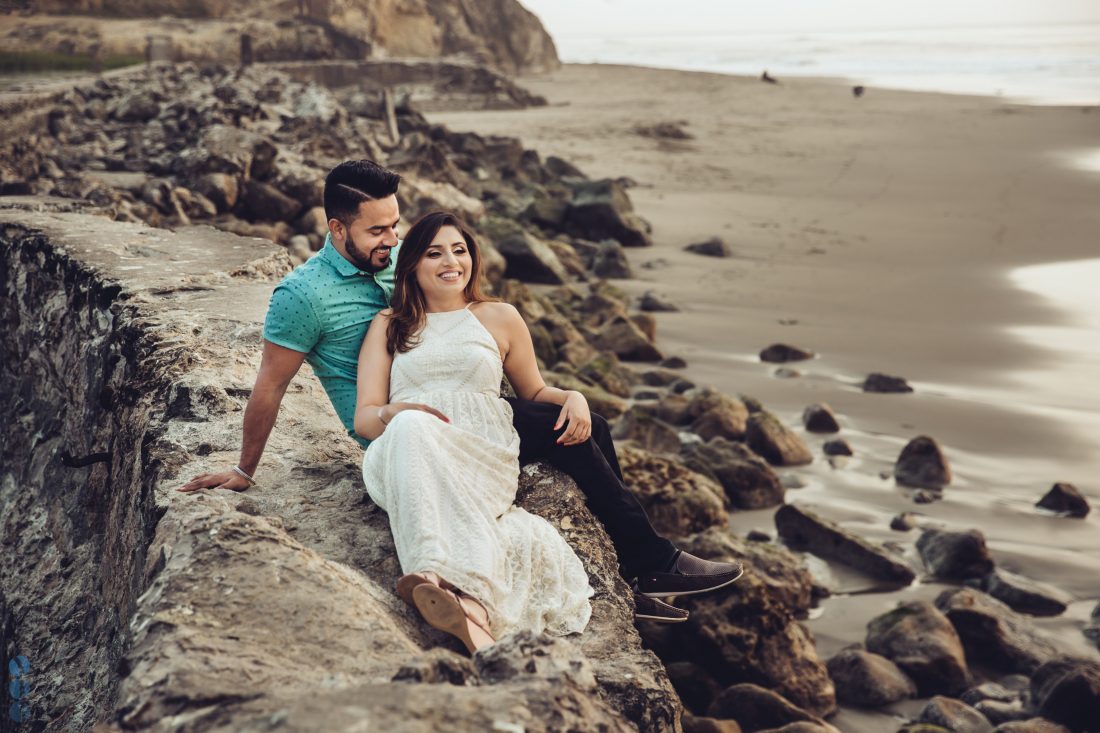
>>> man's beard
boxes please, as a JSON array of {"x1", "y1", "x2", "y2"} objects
[{"x1": 345, "y1": 229, "x2": 391, "y2": 273}]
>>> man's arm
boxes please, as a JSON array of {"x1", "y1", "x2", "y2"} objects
[{"x1": 177, "y1": 340, "x2": 306, "y2": 492}]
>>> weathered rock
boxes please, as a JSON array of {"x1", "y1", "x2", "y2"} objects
[
  {"x1": 775, "y1": 504, "x2": 916, "y2": 585},
  {"x1": 707, "y1": 684, "x2": 835, "y2": 733},
  {"x1": 822, "y1": 439, "x2": 853, "y2": 456},
  {"x1": 935, "y1": 588, "x2": 1057, "y2": 675},
  {"x1": 683, "y1": 714, "x2": 744, "y2": 733},
  {"x1": 681, "y1": 438, "x2": 786, "y2": 510},
  {"x1": 685, "y1": 237, "x2": 731, "y2": 258},
  {"x1": 165, "y1": 375, "x2": 236, "y2": 421},
  {"x1": 1035, "y1": 483, "x2": 1090, "y2": 518},
  {"x1": 239, "y1": 179, "x2": 303, "y2": 223},
  {"x1": 666, "y1": 662, "x2": 725, "y2": 716},
  {"x1": 656, "y1": 393, "x2": 693, "y2": 426},
  {"x1": 993, "y1": 720, "x2": 1072, "y2": 733},
  {"x1": 112, "y1": 88, "x2": 161, "y2": 122},
  {"x1": 577, "y1": 351, "x2": 637, "y2": 398},
  {"x1": 593, "y1": 239, "x2": 633, "y2": 279},
  {"x1": 961, "y1": 682, "x2": 1022, "y2": 706},
  {"x1": 975, "y1": 699, "x2": 1031, "y2": 726},
  {"x1": 612, "y1": 407, "x2": 683, "y2": 454},
  {"x1": 895, "y1": 435, "x2": 952, "y2": 488},
  {"x1": 641, "y1": 291, "x2": 680, "y2": 312},
  {"x1": 686, "y1": 388, "x2": 749, "y2": 440},
  {"x1": 975, "y1": 570, "x2": 1071, "y2": 617},
  {"x1": 565, "y1": 178, "x2": 652, "y2": 247},
  {"x1": 543, "y1": 372, "x2": 628, "y2": 419},
  {"x1": 1030, "y1": 656, "x2": 1100, "y2": 733},
  {"x1": 917, "y1": 696, "x2": 994, "y2": 733},
  {"x1": 592, "y1": 315, "x2": 663, "y2": 361},
  {"x1": 760, "y1": 343, "x2": 814, "y2": 363},
  {"x1": 617, "y1": 444, "x2": 729, "y2": 538},
  {"x1": 192, "y1": 172, "x2": 240, "y2": 213},
  {"x1": 863, "y1": 372, "x2": 914, "y2": 393},
  {"x1": 641, "y1": 528, "x2": 836, "y2": 717},
  {"x1": 891, "y1": 512, "x2": 920, "y2": 531},
  {"x1": 481, "y1": 218, "x2": 568, "y2": 284},
  {"x1": 802, "y1": 403, "x2": 840, "y2": 433},
  {"x1": 644, "y1": 368, "x2": 683, "y2": 387},
  {"x1": 746, "y1": 411, "x2": 813, "y2": 466},
  {"x1": 661, "y1": 356, "x2": 688, "y2": 369},
  {"x1": 917, "y1": 528, "x2": 995, "y2": 579},
  {"x1": 865, "y1": 601, "x2": 970, "y2": 695},
  {"x1": 826, "y1": 648, "x2": 917, "y2": 707}
]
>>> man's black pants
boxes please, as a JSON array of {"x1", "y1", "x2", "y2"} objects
[{"x1": 506, "y1": 397, "x2": 678, "y2": 579}]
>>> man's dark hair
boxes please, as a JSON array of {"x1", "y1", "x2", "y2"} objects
[{"x1": 323, "y1": 160, "x2": 401, "y2": 224}]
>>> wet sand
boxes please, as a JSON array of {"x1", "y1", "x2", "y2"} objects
[{"x1": 430, "y1": 64, "x2": 1100, "y2": 729}]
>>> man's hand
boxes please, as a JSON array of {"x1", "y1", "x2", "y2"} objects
[{"x1": 177, "y1": 470, "x2": 252, "y2": 493}]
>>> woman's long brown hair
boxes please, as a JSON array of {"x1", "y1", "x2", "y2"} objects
[{"x1": 386, "y1": 211, "x2": 493, "y2": 354}]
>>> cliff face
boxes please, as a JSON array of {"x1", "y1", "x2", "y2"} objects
[
  {"x1": 0, "y1": 200, "x2": 678, "y2": 733},
  {"x1": 16, "y1": 0, "x2": 560, "y2": 74}
]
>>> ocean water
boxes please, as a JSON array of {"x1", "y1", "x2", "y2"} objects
[{"x1": 553, "y1": 23, "x2": 1100, "y2": 106}]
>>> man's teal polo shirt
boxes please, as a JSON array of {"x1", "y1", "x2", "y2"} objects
[{"x1": 262, "y1": 234, "x2": 399, "y2": 448}]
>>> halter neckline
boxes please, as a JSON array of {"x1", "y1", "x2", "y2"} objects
[{"x1": 425, "y1": 302, "x2": 473, "y2": 315}]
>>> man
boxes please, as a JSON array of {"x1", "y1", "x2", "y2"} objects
[{"x1": 179, "y1": 160, "x2": 743, "y2": 622}]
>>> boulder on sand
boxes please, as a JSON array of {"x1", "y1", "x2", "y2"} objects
[
  {"x1": 865, "y1": 601, "x2": 970, "y2": 696},
  {"x1": 565, "y1": 178, "x2": 652, "y2": 247},
  {"x1": 760, "y1": 343, "x2": 814, "y2": 363},
  {"x1": 935, "y1": 588, "x2": 1057, "y2": 675},
  {"x1": 1029, "y1": 656, "x2": 1100, "y2": 733},
  {"x1": 685, "y1": 237, "x2": 731, "y2": 258},
  {"x1": 863, "y1": 373, "x2": 913, "y2": 393},
  {"x1": 774, "y1": 504, "x2": 916, "y2": 585},
  {"x1": 746, "y1": 411, "x2": 813, "y2": 466},
  {"x1": 895, "y1": 435, "x2": 951, "y2": 488},
  {"x1": 1035, "y1": 482, "x2": 1090, "y2": 518},
  {"x1": 917, "y1": 528, "x2": 994, "y2": 580},
  {"x1": 681, "y1": 438, "x2": 786, "y2": 510},
  {"x1": 801, "y1": 403, "x2": 840, "y2": 433},
  {"x1": 826, "y1": 648, "x2": 917, "y2": 708}
]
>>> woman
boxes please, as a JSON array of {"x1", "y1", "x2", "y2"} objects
[{"x1": 353, "y1": 211, "x2": 594, "y2": 654}]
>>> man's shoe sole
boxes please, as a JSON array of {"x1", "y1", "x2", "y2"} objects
[
  {"x1": 635, "y1": 612, "x2": 689, "y2": 623},
  {"x1": 638, "y1": 564, "x2": 745, "y2": 599}
]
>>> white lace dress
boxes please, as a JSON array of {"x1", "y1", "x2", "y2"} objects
[{"x1": 361, "y1": 304, "x2": 593, "y2": 638}]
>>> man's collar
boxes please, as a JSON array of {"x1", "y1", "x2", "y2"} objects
[{"x1": 320, "y1": 232, "x2": 372, "y2": 278}]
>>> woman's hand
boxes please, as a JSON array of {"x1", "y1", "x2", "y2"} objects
[
  {"x1": 554, "y1": 391, "x2": 591, "y2": 446},
  {"x1": 386, "y1": 402, "x2": 450, "y2": 424}
]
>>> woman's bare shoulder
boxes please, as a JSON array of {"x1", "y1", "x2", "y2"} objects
[{"x1": 472, "y1": 300, "x2": 521, "y2": 322}]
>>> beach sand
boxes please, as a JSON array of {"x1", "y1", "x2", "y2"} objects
[{"x1": 429, "y1": 64, "x2": 1100, "y2": 729}]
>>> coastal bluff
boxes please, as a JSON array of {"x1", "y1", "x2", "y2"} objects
[
  {"x1": 2, "y1": 0, "x2": 560, "y2": 75},
  {"x1": 0, "y1": 200, "x2": 678, "y2": 732}
]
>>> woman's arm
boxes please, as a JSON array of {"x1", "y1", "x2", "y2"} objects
[
  {"x1": 354, "y1": 310, "x2": 450, "y2": 440},
  {"x1": 499, "y1": 303, "x2": 592, "y2": 446}
]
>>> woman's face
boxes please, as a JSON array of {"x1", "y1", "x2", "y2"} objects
[{"x1": 415, "y1": 225, "x2": 474, "y2": 301}]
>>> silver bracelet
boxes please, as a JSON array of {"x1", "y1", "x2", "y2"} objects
[
  {"x1": 232, "y1": 466, "x2": 257, "y2": 486},
  {"x1": 377, "y1": 406, "x2": 390, "y2": 425}
]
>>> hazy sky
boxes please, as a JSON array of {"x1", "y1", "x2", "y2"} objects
[{"x1": 520, "y1": 0, "x2": 1100, "y2": 35}]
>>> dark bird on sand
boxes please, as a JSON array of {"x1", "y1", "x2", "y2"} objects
[
  {"x1": 761, "y1": 70, "x2": 778, "y2": 84},
  {"x1": 853, "y1": 85, "x2": 865, "y2": 98}
]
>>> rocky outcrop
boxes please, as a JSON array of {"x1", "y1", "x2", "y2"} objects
[
  {"x1": 680, "y1": 438, "x2": 785, "y2": 510},
  {"x1": 0, "y1": 204, "x2": 680, "y2": 731},
  {"x1": 11, "y1": 0, "x2": 560, "y2": 74},
  {"x1": 616, "y1": 444, "x2": 730, "y2": 538},
  {"x1": 640, "y1": 528, "x2": 837, "y2": 718}
]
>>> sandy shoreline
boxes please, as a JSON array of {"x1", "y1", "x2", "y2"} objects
[{"x1": 429, "y1": 62, "x2": 1100, "y2": 731}]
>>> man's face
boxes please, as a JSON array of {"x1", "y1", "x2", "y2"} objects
[{"x1": 330, "y1": 195, "x2": 400, "y2": 273}]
